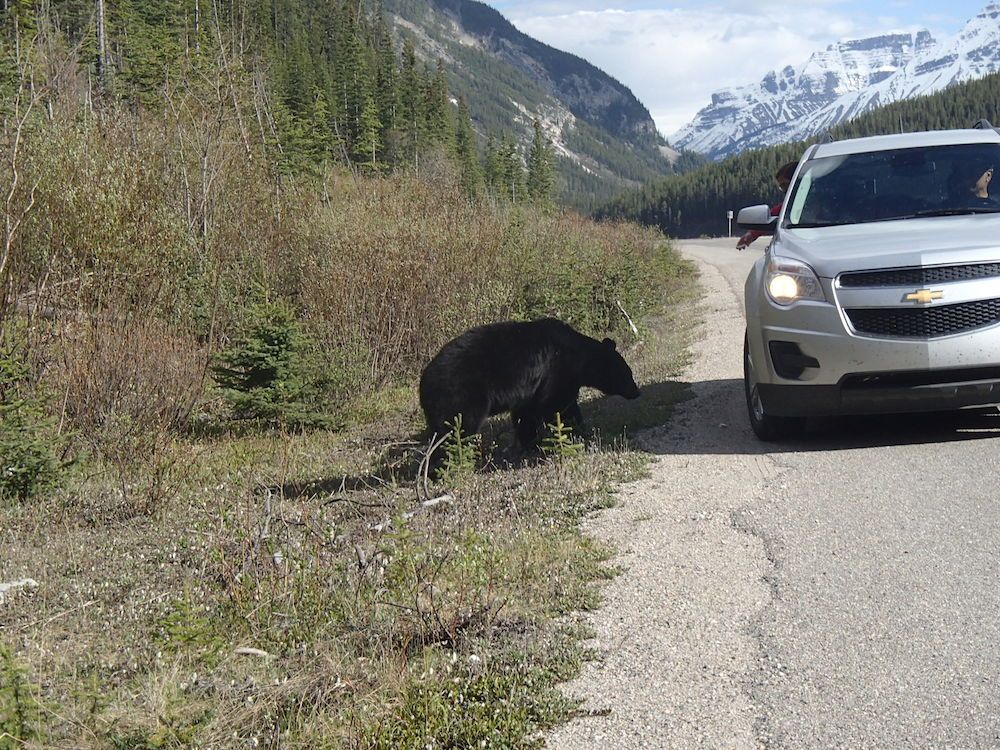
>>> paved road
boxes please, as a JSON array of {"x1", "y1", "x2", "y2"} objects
[{"x1": 547, "y1": 238, "x2": 1000, "y2": 749}]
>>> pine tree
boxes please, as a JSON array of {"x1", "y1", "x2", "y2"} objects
[
  {"x1": 372, "y1": 1, "x2": 397, "y2": 153},
  {"x1": 423, "y1": 58, "x2": 452, "y2": 149},
  {"x1": 454, "y1": 96, "x2": 481, "y2": 197},
  {"x1": 483, "y1": 135, "x2": 503, "y2": 196},
  {"x1": 527, "y1": 118, "x2": 555, "y2": 205},
  {"x1": 498, "y1": 133, "x2": 525, "y2": 202},
  {"x1": 335, "y1": 1, "x2": 372, "y2": 154},
  {"x1": 353, "y1": 90, "x2": 382, "y2": 172},
  {"x1": 500, "y1": 134, "x2": 527, "y2": 203},
  {"x1": 304, "y1": 86, "x2": 338, "y2": 168},
  {"x1": 398, "y1": 38, "x2": 421, "y2": 168}
]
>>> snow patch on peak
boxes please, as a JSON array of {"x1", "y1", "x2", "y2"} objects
[{"x1": 674, "y1": 6, "x2": 1000, "y2": 160}]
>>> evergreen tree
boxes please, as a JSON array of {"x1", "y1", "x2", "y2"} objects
[
  {"x1": 335, "y1": 1, "x2": 372, "y2": 153},
  {"x1": 483, "y1": 135, "x2": 503, "y2": 196},
  {"x1": 454, "y1": 96, "x2": 482, "y2": 196},
  {"x1": 423, "y1": 58, "x2": 452, "y2": 148},
  {"x1": 372, "y1": 0, "x2": 397, "y2": 154},
  {"x1": 304, "y1": 86, "x2": 337, "y2": 167},
  {"x1": 398, "y1": 38, "x2": 422, "y2": 168},
  {"x1": 527, "y1": 118, "x2": 555, "y2": 205},
  {"x1": 353, "y1": 90, "x2": 382, "y2": 171},
  {"x1": 111, "y1": 0, "x2": 187, "y2": 103},
  {"x1": 498, "y1": 134, "x2": 525, "y2": 202}
]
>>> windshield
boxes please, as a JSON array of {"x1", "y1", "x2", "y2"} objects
[{"x1": 785, "y1": 143, "x2": 1000, "y2": 228}]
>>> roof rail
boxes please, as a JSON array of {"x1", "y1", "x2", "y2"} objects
[{"x1": 816, "y1": 131, "x2": 835, "y2": 144}]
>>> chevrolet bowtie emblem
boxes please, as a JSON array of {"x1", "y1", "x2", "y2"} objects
[{"x1": 905, "y1": 289, "x2": 944, "y2": 304}]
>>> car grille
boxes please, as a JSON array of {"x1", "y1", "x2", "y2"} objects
[
  {"x1": 839, "y1": 263, "x2": 1000, "y2": 288},
  {"x1": 846, "y1": 298, "x2": 1000, "y2": 338}
]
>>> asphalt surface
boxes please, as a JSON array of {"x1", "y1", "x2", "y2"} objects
[{"x1": 546, "y1": 237, "x2": 1000, "y2": 749}]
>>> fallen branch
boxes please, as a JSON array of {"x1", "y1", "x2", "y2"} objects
[{"x1": 616, "y1": 299, "x2": 639, "y2": 338}]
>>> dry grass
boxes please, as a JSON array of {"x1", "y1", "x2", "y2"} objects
[
  {"x1": 0, "y1": 277, "x2": 701, "y2": 748},
  {"x1": 0, "y1": 36, "x2": 702, "y2": 747}
]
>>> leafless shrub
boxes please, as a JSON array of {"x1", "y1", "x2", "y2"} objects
[{"x1": 51, "y1": 316, "x2": 206, "y2": 460}]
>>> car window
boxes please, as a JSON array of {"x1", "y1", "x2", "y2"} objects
[{"x1": 785, "y1": 143, "x2": 1000, "y2": 228}]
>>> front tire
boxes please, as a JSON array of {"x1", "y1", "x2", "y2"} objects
[{"x1": 743, "y1": 331, "x2": 804, "y2": 441}]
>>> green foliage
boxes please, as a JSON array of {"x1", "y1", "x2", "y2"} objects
[
  {"x1": 0, "y1": 643, "x2": 45, "y2": 749},
  {"x1": 541, "y1": 412, "x2": 584, "y2": 459},
  {"x1": 211, "y1": 301, "x2": 338, "y2": 429},
  {"x1": 602, "y1": 71, "x2": 1000, "y2": 237},
  {"x1": 438, "y1": 414, "x2": 480, "y2": 482},
  {"x1": 491, "y1": 133, "x2": 526, "y2": 202},
  {"x1": 0, "y1": 327, "x2": 64, "y2": 504},
  {"x1": 453, "y1": 96, "x2": 482, "y2": 197},
  {"x1": 155, "y1": 598, "x2": 227, "y2": 667},
  {"x1": 358, "y1": 652, "x2": 573, "y2": 749},
  {"x1": 527, "y1": 118, "x2": 555, "y2": 206},
  {"x1": 383, "y1": 0, "x2": 675, "y2": 207}
]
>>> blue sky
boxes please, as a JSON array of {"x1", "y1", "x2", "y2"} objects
[{"x1": 487, "y1": 1, "x2": 995, "y2": 136}]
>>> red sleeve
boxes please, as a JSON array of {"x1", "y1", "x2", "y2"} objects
[{"x1": 744, "y1": 202, "x2": 783, "y2": 244}]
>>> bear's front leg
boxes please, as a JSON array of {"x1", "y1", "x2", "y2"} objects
[
  {"x1": 560, "y1": 400, "x2": 583, "y2": 427},
  {"x1": 543, "y1": 388, "x2": 583, "y2": 431}
]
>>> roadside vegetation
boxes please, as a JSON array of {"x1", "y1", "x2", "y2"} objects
[{"x1": 0, "y1": 2, "x2": 702, "y2": 747}]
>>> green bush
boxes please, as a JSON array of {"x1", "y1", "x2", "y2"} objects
[
  {"x1": 0, "y1": 330, "x2": 64, "y2": 503},
  {"x1": 0, "y1": 643, "x2": 45, "y2": 748},
  {"x1": 211, "y1": 301, "x2": 340, "y2": 429}
]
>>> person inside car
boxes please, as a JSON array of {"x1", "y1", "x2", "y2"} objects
[
  {"x1": 736, "y1": 160, "x2": 799, "y2": 250},
  {"x1": 948, "y1": 162, "x2": 999, "y2": 208}
]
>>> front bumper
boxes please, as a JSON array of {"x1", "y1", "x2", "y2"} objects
[
  {"x1": 758, "y1": 366, "x2": 1000, "y2": 416},
  {"x1": 748, "y1": 278, "x2": 1000, "y2": 417}
]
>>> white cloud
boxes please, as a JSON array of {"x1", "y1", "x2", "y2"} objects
[{"x1": 501, "y1": 4, "x2": 910, "y2": 138}]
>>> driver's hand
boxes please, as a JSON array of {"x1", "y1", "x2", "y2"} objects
[{"x1": 736, "y1": 232, "x2": 753, "y2": 250}]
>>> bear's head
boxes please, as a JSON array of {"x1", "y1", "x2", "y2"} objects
[{"x1": 590, "y1": 338, "x2": 640, "y2": 399}]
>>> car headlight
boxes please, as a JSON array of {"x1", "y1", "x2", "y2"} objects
[{"x1": 766, "y1": 257, "x2": 825, "y2": 305}]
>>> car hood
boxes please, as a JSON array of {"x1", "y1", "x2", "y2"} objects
[{"x1": 777, "y1": 215, "x2": 1000, "y2": 278}]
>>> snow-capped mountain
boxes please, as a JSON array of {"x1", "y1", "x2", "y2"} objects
[{"x1": 672, "y1": 4, "x2": 1000, "y2": 160}]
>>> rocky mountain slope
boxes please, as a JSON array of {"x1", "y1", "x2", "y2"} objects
[
  {"x1": 673, "y1": 4, "x2": 1000, "y2": 160},
  {"x1": 384, "y1": 0, "x2": 681, "y2": 207}
]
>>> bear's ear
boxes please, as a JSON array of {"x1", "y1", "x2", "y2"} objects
[{"x1": 602, "y1": 337, "x2": 617, "y2": 351}]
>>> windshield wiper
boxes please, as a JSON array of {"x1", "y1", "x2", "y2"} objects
[{"x1": 906, "y1": 207, "x2": 1000, "y2": 218}]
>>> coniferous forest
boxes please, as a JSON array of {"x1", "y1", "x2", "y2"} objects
[{"x1": 599, "y1": 72, "x2": 1000, "y2": 237}]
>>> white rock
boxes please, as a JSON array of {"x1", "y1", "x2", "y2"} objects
[{"x1": 0, "y1": 578, "x2": 38, "y2": 604}]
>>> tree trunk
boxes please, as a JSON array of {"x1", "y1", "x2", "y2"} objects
[{"x1": 95, "y1": 0, "x2": 107, "y2": 88}]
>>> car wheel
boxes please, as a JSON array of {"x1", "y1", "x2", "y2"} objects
[{"x1": 743, "y1": 331, "x2": 805, "y2": 441}]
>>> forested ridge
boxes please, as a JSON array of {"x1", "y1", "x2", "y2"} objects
[
  {"x1": 383, "y1": 0, "x2": 684, "y2": 210},
  {"x1": 0, "y1": 1, "x2": 701, "y2": 746},
  {"x1": 599, "y1": 72, "x2": 1000, "y2": 237},
  {"x1": 0, "y1": 0, "x2": 567, "y2": 197}
]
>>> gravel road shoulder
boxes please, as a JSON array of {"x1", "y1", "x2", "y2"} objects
[{"x1": 546, "y1": 239, "x2": 779, "y2": 749}]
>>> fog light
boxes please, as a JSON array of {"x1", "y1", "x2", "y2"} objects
[{"x1": 769, "y1": 341, "x2": 820, "y2": 380}]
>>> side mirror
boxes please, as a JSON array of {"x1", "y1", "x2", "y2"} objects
[{"x1": 737, "y1": 204, "x2": 777, "y2": 234}]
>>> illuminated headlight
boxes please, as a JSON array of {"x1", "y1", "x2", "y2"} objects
[{"x1": 766, "y1": 257, "x2": 825, "y2": 305}]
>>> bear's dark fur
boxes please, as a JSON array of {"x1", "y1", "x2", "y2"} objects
[{"x1": 419, "y1": 318, "x2": 640, "y2": 449}]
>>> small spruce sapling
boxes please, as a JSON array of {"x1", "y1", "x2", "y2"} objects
[
  {"x1": 438, "y1": 414, "x2": 480, "y2": 483},
  {"x1": 541, "y1": 412, "x2": 584, "y2": 459}
]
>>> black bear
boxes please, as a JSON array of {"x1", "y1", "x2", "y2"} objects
[{"x1": 419, "y1": 317, "x2": 640, "y2": 449}]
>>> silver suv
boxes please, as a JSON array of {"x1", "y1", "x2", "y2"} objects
[{"x1": 739, "y1": 127, "x2": 1000, "y2": 440}]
